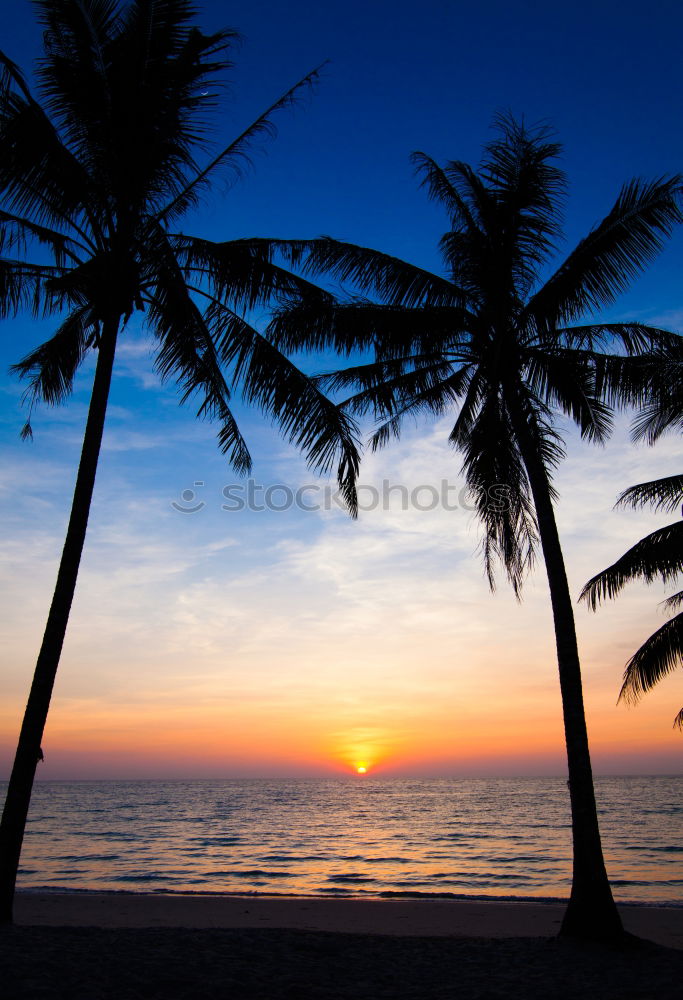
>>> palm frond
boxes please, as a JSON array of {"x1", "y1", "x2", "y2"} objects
[
  {"x1": 446, "y1": 368, "x2": 482, "y2": 444},
  {"x1": 481, "y1": 113, "x2": 564, "y2": 202},
  {"x1": 143, "y1": 248, "x2": 253, "y2": 474},
  {"x1": 411, "y1": 151, "x2": 482, "y2": 232},
  {"x1": 270, "y1": 297, "x2": 474, "y2": 361},
  {"x1": 10, "y1": 305, "x2": 96, "y2": 407},
  {"x1": 457, "y1": 390, "x2": 538, "y2": 595},
  {"x1": 171, "y1": 235, "x2": 335, "y2": 314},
  {"x1": 318, "y1": 355, "x2": 464, "y2": 414},
  {"x1": 661, "y1": 589, "x2": 683, "y2": 613},
  {"x1": 0, "y1": 259, "x2": 68, "y2": 318},
  {"x1": 558, "y1": 327, "x2": 683, "y2": 413},
  {"x1": 627, "y1": 353, "x2": 683, "y2": 442},
  {"x1": 34, "y1": 0, "x2": 122, "y2": 133},
  {"x1": 156, "y1": 62, "x2": 325, "y2": 223},
  {"x1": 616, "y1": 475, "x2": 683, "y2": 514},
  {"x1": 0, "y1": 100, "x2": 96, "y2": 234},
  {"x1": 449, "y1": 377, "x2": 550, "y2": 595},
  {"x1": 580, "y1": 521, "x2": 683, "y2": 609},
  {"x1": 0, "y1": 50, "x2": 35, "y2": 103},
  {"x1": 524, "y1": 345, "x2": 613, "y2": 444},
  {"x1": 282, "y1": 237, "x2": 464, "y2": 308},
  {"x1": 508, "y1": 391, "x2": 566, "y2": 480},
  {"x1": 482, "y1": 114, "x2": 565, "y2": 292},
  {"x1": 181, "y1": 285, "x2": 362, "y2": 513},
  {"x1": 0, "y1": 19, "x2": 109, "y2": 239},
  {"x1": 556, "y1": 323, "x2": 682, "y2": 355},
  {"x1": 524, "y1": 176, "x2": 683, "y2": 328},
  {"x1": 442, "y1": 159, "x2": 497, "y2": 235},
  {"x1": 218, "y1": 319, "x2": 362, "y2": 515},
  {"x1": 351, "y1": 364, "x2": 471, "y2": 443},
  {"x1": 269, "y1": 298, "x2": 386, "y2": 355},
  {"x1": 619, "y1": 612, "x2": 683, "y2": 707},
  {"x1": 0, "y1": 208, "x2": 86, "y2": 264},
  {"x1": 632, "y1": 399, "x2": 683, "y2": 444}
]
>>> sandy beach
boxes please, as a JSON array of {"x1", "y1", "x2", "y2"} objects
[
  {"x1": 2, "y1": 892, "x2": 682, "y2": 999},
  {"x1": 12, "y1": 890, "x2": 683, "y2": 948}
]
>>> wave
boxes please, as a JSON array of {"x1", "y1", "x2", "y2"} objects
[{"x1": 15, "y1": 776, "x2": 683, "y2": 905}]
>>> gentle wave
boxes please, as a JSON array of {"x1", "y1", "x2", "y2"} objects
[{"x1": 8, "y1": 776, "x2": 683, "y2": 905}]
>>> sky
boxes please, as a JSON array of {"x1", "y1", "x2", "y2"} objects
[{"x1": 0, "y1": 0, "x2": 682, "y2": 779}]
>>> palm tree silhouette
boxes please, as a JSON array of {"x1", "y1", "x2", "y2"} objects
[
  {"x1": 0, "y1": 0, "x2": 359, "y2": 922},
  {"x1": 268, "y1": 116, "x2": 682, "y2": 939},
  {"x1": 581, "y1": 364, "x2": 683, "y2": 728}
]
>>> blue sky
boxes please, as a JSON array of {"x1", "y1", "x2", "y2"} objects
[{"x1": 0, "y1": 0, "x2": 682, "y2": 778}]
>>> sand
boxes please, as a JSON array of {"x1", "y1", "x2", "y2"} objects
[
  {"x1": 3, "y1": 893, "x2": 682, "y2": 999},
  {"x1": 12, "y1": 890, "x2": 683, "y2": 948}
]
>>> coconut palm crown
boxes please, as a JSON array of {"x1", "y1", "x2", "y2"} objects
[
  {"x1": 0, "y1": 0, "x2": 359, "y2": 923},
  {"x1": 0, "y1": 1, "x2": 359, "y2": 496},
  {"x1": 266, "y1": 115, "x2": 683, "y2": 939}
]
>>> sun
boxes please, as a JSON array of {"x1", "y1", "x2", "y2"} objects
[{"x1": 356, "y1": 765, "x2": 367, "y2": 774}]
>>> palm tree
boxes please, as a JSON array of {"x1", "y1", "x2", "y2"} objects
[
  {"x1": 0, "y1": 0, "x2": 359, "y2": 923},
  {"x1": 267, "y1": 116, "x2": 682, "y2": 939},
  {"x1": 580, "y1": 358, "x2": 683, "y2": 727}
]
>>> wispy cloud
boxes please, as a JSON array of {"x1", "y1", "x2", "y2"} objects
[{"x1": 1, "y1": 399, "x2": 681, "y2": 777}]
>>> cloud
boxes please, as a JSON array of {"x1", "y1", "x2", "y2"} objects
[{"x1": 1, "y1": 397, "x2": 681, "y2": 777}]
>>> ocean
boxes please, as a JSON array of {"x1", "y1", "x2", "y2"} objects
[{"x1": 13, "y1": 776, "x2": 683, "y2": 904}]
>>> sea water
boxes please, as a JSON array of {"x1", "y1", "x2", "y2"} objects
[{"x1": 11, "y1": 776, "x2": 683, "y2": 904}]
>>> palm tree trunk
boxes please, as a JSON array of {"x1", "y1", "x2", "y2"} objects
[
  {"x1": 512, "y1": 412, "x2": 624, "y2": 941},
  {"x1": 0, "y1": 317, "x2": 119, "y2": 924}
]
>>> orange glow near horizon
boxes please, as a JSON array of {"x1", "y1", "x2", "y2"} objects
[
  {"x1": 2, "y1": 641, "x2": 683, "y2": 780},
  {"x1": 327, "y1": 730, "x2": 397, "y2": 776}
]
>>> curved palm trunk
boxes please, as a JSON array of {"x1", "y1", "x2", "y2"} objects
[
  {"x1": 512, "y1": 415, "x2": 624, "y2": 941},
  {"x1": 0, "y1": 317, "x2": 119, "y2": 924}
]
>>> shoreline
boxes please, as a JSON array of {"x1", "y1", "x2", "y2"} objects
[
  {"x1": 14, "y1": 890, "x2": 683, "y2": 949},
  {"x1": 16, "y1": 884, "x2": 683, "y2": 906}
]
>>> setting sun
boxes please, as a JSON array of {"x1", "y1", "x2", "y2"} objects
[{"x1": 356, "y1": 765, "x2": 367, "y2": 774}]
